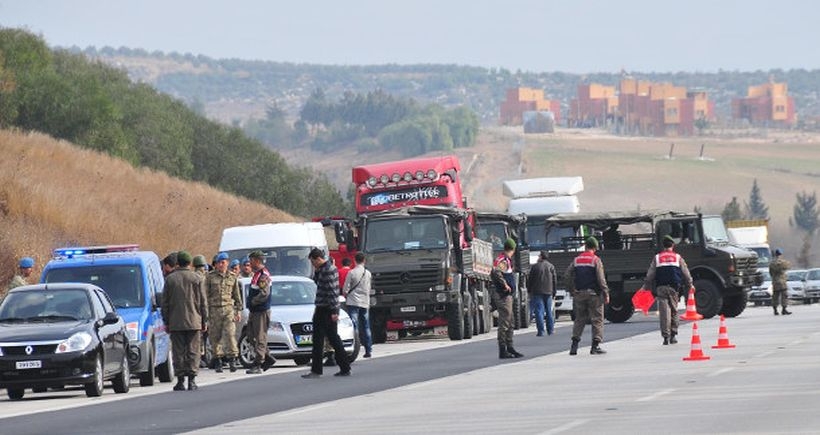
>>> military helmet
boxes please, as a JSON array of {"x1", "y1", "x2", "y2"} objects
[{"x1": 192, "y1": 255, "x2": 207, "y2": 267}]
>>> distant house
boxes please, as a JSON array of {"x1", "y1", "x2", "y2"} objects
[
  {"x1": 499, "y1": 88, "x2": 561, "y2": 126},
  {"x1": 732, "y1": 81, "x2": 796, "y2": 128}
]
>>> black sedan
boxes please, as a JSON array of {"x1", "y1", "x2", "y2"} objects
[{"x1": 0, "y1": 283, "x2": 130, "y2": 400}]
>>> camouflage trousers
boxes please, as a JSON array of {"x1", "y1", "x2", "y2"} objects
[
  {"x1": 209, "y1": 306, "x2": 238, "y2": 358},
  {"x1": 493, "y1": 292, "x2": 514, "y2": 346},
  {"x1": 772, "y1": 290, "x2": 789, "y2": 309},
  {"x1": 572, "y1": 290, "x2": 604, "y2": 343},
  {"x1": 656, "y1": 286, "x2": 679, "y2": 338}
]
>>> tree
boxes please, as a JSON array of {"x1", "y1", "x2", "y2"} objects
[
  {"x1": 744, "y1": 179, "x2": 769, "y2": 220},
  {"x1": 721, "y1": 196, "x2": 743, "y2": 221},
  {"x1": 791, "y1": 191, "x2": 819, "y2": 268}
]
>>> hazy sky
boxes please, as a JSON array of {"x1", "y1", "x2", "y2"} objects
[{"x1": 1, "y1": 0, "x2": 817, "y2": 73}]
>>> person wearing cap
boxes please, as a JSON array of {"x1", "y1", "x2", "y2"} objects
[
  {"x1": 7, "y1": 257, "x2": 35, "y2": 293},
  {"x1": 302, "y1": 248, "x2": 352, "y2": 378},
  {"x1": 640, "y1": 235, "x2": 693, "y2": 345},
  {"x1": 527, "y1": 250, "x2": 557, "y2": 337},
  {"x1": 490, "y1": 238, "x2": 524, "y2": 359},
  {"x1": 229, "y1": 259, "x2": 241, "y2": 275},
  {"x1": 192, "y1": 255, "x2": 209, "y2": 276},
  {"x1": 161, "y1": 251, "x2": 208, "y2": 391},
  {"x1": 245, "y1": 250, "x2": 276, "y2": 374},
  {"x1": 565, "y1": 236, "x2": 609, "y2": 355},
  {"x1": 204, "y1": 252, "x2": 243, "y2": 373},
  {"x1": 239, "y1": 257, "x2": 253, "y2": 279},
  {"x1": 769, "y1": 248, "x2": 791, "y2": 315}
]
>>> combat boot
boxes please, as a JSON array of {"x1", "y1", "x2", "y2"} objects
[
  {"x1": 245, "y1": 364, "x2": 261, "y2": 375},
  {"x1": 773, "y1": 307, "x2": 779, "y2": 315},
  {"x1": 173, "y1": 376, "x2": 186, "y2": 391},
  {"x1": 213, "y1": 357, "x2": 223, "y2": 373},
  {"x1": 261, "y1": 355, "x2": 276, "y2": 372},
  {"x1": 187, "y1": 375, "x2": 198, "y2": 391},
  {"x1": 670, "y1": 333, "x2": 678, "y2": 344},
  {"x1": 507, "y1": 345, "x2": 524, "y2": 358},
  {"x1": 782, "y1": 308, "x2": 792, "y2": 315},
  {"x1": 227, "y1": 357, "x2": 237, "y2": 373},
  {"x1": 569, "y1": 339, "x2": 579, "y2": 356},
  {"x1": 499, "y1": 344, "x2": 513, "y2": 359},
  {"x1": 590, "y1": 340, "x2": 607, "y2": 355},
  {"x1": 663, "y1": 337, "x2": 669, "y2": 345},
  {"x1": 323, "y1": 353, "x2": 336, "y2": 367}
]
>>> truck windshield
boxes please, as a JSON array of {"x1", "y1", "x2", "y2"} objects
[
  {"x1": 751, "y1": 247, "x2": 771, "y2": 267},
  {"x1": 702, "y1": 217, "x2": 730, "y2": 243},
  {"x1": 476, "y1": 223, "x2": 507, "y2": 250},
  {"x1": 223, "y1": 247, "x2": 312, "y2": 277},
  {"x1": 365, "y1": 216, "x2": 447, "y2": 252},
  {"x1": 44, "y1": 266, "x2": 144, "y2": 309}
]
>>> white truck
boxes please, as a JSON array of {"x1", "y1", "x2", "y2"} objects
[
  {"x1": 726, "y1": 219, "x2": 771, "y2": 269},
  {"x1": 218, "y1": 222, "x2": 329, "y2": 278},
  {"x1": 504, "y1": 176, "x2": 584, "y2": 319}
]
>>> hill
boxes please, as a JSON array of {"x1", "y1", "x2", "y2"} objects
[{"x1": 0, "y1": 129, "x2": 295, "y2": 287}]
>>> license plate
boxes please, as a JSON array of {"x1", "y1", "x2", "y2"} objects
[
  {"x1": 16, "y1": 360, "x2": 42, "y2": 369},
  {"x1": 294, "y1": 334, "x2": 313, "y2": 346},
  {"x1": 400, "y1": 306, "x2": 416, "y2": 313}
]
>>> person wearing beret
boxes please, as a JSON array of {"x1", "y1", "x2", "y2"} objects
[
  {"x1": 205, "y1": 252, "x2": 243, "y2": 373},
  {"x1": 7, "y1": 257, "x2": 35, "y2": 294}
]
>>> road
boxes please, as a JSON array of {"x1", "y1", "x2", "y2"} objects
[{"x1": 2, "y1": 304, "x2": 818, "y2": 434}]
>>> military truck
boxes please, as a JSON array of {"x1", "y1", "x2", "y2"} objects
[
  {"x1": 544, "y1": 210, "x2": 762, "y2": 322},
  {"x1": 474, "y1": 212, "x2": 531, "y2": 329},
  {"x1": 357, "y1": 206, "x2": 494, "y2": 342}
]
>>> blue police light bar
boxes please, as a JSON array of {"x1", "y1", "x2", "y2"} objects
[{"x1": 53, "y1": 244, "x2": 139, "y2": 258}]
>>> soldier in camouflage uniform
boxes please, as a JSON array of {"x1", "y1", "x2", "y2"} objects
[
  {"x1": 769, "y1": 248, "x2": 792, "y2": 315},
  {"x1": 7, "y1": 257, "x2": 35, "y2": 294},
  {"x1": 565, "y1": 237, "x2": 610, "y2": 355},
  {"x1": 204, "y1": 252, "x2": 244, "y2": 372}
]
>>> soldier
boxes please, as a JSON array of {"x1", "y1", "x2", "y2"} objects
[
  {"x1": 245, "y1": 250, "x2": 276, "y2": 374},
  {"x1": 161, "y1": 252, "x2": 178, "y2": 277},
  {"x1": 7, "y1": 257, "x2": 35, "y2": 293},
  {"x1": 161, "y1": 251, "x2": 208, "y2": 391},
  {"x1": 193, "y1": 255, "x2": 209, "y2": 276},
  {"x1": 229, "y1": 259, "x2": 241, "y2": 275},
  {"x1": 205, "y1": 252, "x2": 243, "y2": 373},
  {"x1": 565, "y1": 237, "x2": 609, "y2": 355},
  {"x1": 641, "y1": 235, "x2": 693, "y2": 345},
  {"x1": 239, "y1": 257, "x2": 253, "y2": 279},
  {"x1": 490, "y1": 238, "x2": 524, "y2": 359},
  {"x1": 769, "y1": 248, "x2": 792, "y2": 315}
]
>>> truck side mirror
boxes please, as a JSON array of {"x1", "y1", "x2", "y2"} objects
[{"x1": 333, "y1": 222, "x2": 347, "y2": 244}]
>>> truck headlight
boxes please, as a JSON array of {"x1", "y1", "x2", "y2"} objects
[
  {"x1": 56, "y1": 332, "x2": 93, "y2": 354},
  {"x1": 436, "y1": 293, "x2": 448, "y2": 303}
]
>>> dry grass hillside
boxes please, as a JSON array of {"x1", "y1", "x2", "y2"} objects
[{"x1": 0, "y1": 129, "x2": 295, "y2": 287}]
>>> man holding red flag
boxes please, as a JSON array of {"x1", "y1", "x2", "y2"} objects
[{"x1": 641, "y1": 235, "x2": 693, "y2": 345}]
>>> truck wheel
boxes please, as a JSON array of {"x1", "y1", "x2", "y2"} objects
[
  {"x1": 511, "y1": 291, "x2": 521, "y2": 330},
  {"x1": 605, "y1": 292, "x2": 634, "y2": 323},
  {"x1": 519, "y1": 291, "x2": 530, "y2": 329},
  {"x1": 139, "y1": 346, "x2": 155, "y2": 387},
  {"x1": 371, "y1": 311, "x2": 387, "y2": 344},
  {"x1": 720, "y1": 291, "x2": 748, "y2": 317},
  {"x1": 462, "y1": 293, "x2": 473, "y2": 339},
  {"x1": 447, "y1": 296, "x2": 465, "y2": 341},
  {"x1": 7, "y1": 388, "x2": 24, "y2": 400},
  {"x1": 694, "y1": 279, "x2": 722, "y2": 319},
  {"x1": 483, "y1": 285, "x2": 493, "y2": 334}
]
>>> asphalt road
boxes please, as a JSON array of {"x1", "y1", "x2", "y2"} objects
[{"x1": 0, "y1": 317, "x2": 657, "y2": 434}]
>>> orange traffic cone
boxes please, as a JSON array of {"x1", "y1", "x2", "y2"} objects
[
  {"x1": 683, "y1": 321, "x2": 710, "y2": 361},
  {"x1": 680, "y1": 287, "x2": 703, "y2": 321},
  {"x1": 711, "y1": 315, "x2": 736, "y2": 349}
]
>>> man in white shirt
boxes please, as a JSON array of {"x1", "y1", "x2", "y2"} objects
[{"x1": 342, "y1": 252, "x2": 373, "y2": 358}]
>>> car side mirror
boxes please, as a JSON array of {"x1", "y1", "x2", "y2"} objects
[{"x1": 99, "y1": 312, "x2": 120, "y2": 327}]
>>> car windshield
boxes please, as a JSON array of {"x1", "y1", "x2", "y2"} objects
[
  {"x1": 223, "y1": 247, "x2": 312, "y2": 277},
  {"x1": 476, "y1": 223, "x2": 507, "y2": 251},
  {"x1": 787, "y1": 270, "x2": 807, "y2": 281},
  {"x1": 702, "y1": 217, "x2": 730, "y2": 243},
  {"x1": 0, "y1": 289, "x2": 92, "y2": 322},
  {"x1": 44, "y1": 265, "x2": 143, "y2": 309},
  {"x1": 269, "y1": 281, "x2": 316, "y2": 306},
  {"x1": 807, "y1": 269, "x2": 820, "y2": 281},
  {"x1": 364, "y1": 216, "x2": 447, "y2": 252}
]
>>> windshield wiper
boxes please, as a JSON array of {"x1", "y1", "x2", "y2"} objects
[
  {"x1": 29, "y1": 315, "x2": 80, "y2": 322},
  {"x1": 0, "y1": 317, "x2": 26, "y2": 323},
  {"x1": 367, "y1": 247, "x2": 396, "y2": 253}
]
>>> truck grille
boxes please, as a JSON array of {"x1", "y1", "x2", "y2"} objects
[
  {"x1": 373, "y1": 264, "x2": 441, "y2": 294},
  {"x1": 736, "y1": 256, "x2": 758, "y2": 271}
]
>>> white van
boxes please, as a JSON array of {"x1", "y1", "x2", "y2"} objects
[{"x1": 218, "y1": 222, "x2": 329, "y2": 277}]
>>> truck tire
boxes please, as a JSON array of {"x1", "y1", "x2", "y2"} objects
[
  {"x1": 511, "y1": 290, "x2": 521, "y2": 330},
  {"x1": 720, "y1": 290, "x2": 748, "y2": 318},
  {"x1": 519, "y1": 291, "x2": 530, "y2": 329},
  {"x1": 372, "y1": 311, "x2": 388, "y2": 344},
  {"x1": 480, "y1": 284, "x2": 492, "y2": 334},
  {"x1": 463, "y1": 292, "x2": 474, "y2": 339},
  {"x1": 447, "y1": 296, "x2": 465, "y2": 341},
  {"x1": 605, "y1": 292, "x2": 634, "y2": 323},
  {"x1": 694, "y1": 279, "x2": 723, "y2": 319}
]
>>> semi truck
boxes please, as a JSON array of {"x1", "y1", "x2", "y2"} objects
[
  {"x1": 726, "y1": 219, "x2": 771, "y2": 268},
  {"x1": 544, "y1": 210, "x2": 762, "y2": 321},
  {"x1": 474, "y1": 212, "x2": 531, "y2": 329},
  {"x1": 350, "y1": 155, "x2": 494, "y2": 341}
]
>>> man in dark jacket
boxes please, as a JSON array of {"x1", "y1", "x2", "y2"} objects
[
  {"x1": 245, "y1": 250, "x2": 275, "y2": 374},
  {"x1": 527, "y1": 250, "x2": 557, "y2": 336},
  {"x1": 302, "y1": 248, "x2": 352, "y2": 378},
  {"x1": 161, "y1": 251, "x2": 208, "y2": 391},
  {"x1": 491, "y1": 238, "x2": 524, "y2": 359}
]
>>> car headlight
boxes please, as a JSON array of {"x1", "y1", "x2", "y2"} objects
[
  {"x1": 340, "y1": 317, "x2": 353, "y2": 328},
  {"x1": 126, "y1": 322, "x2": 139, "y2": 341},
  {"x1": 55, "y1": 332, "x2": 93, "y2": 354},
  {"x1": 269, "y1": 321, "x2": 285, "y2": 332}
]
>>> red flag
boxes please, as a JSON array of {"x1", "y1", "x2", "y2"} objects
[{"x1": 632, "y1": 289, "x2": 655, "y2": 316}]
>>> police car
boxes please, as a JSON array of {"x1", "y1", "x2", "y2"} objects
[{"x1": 41, "y1": 245, "x2": 173, "y2": 386}]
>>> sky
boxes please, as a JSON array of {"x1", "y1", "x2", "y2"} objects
[{"x1": 1, "y1": 0, "x2": 818, "y2": 73}]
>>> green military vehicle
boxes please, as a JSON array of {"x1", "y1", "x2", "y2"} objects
[
  {"x1": 474, "y1": 212, "x2": 532, "y2": 329},
  {"x1": 544, "y1": 210, "x2": 762, "y2": 322}
]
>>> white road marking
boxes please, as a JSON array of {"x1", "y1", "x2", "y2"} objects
[
  {"x1": 275, "y1": 402, "x2": 331, "y2": 418},
  {"x1": 538, "y1": 418, "x2": 590, "y2": 435},
  {"x1": 707, "y1": 367, "x2": 735, "y2": 378},
  {"x1": 754, "y1": 351, "x2": 774, "y2": 358},
  {"x1": 636, "y1": 388, "x2": 676, "y2": 402}
]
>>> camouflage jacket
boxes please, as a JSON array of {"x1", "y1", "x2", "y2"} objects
[
  {"x1": 769, "y1": 258, "x2": 790, "y2": 292},
  {"x1": 205, "y1": 269, "x2": 243, "y2": 312},
  {"x1": 6, "y1": 275, "x2": 28, "y2": 292}
]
